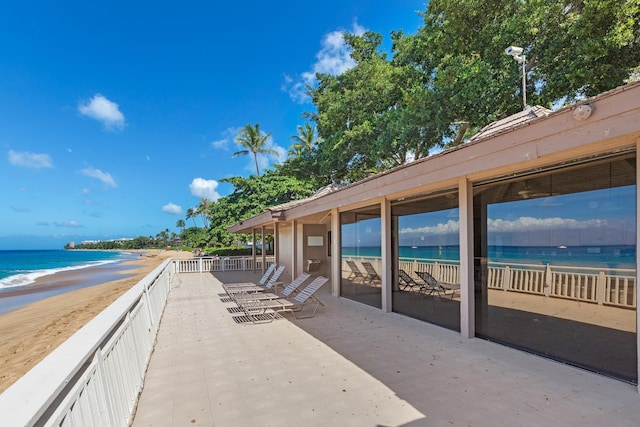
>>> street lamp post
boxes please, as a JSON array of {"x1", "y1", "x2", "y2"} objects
[{"x1": 505, "y1": 46, "x2": 527, "y2": 110}]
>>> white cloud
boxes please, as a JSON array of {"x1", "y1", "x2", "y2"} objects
[
  {"x1": 80, "y1": 167, "x2": 117, "y2": 188},
  {"x1": 400, "y1": 220, "x2": 460, "y2": 235},
  {"x1": 78, "y1": 94, "x2": 125, "y2": 130},
  {"x1": 488, "y1": 216, "x2": 606, "y2": 232},
  {"x1": 162, "y1": 203, "x2": 183, "y2": 215},
  {"x1": 212, "y1": 127, "x2": 240, "y2": 150},
  {"x1": 399, "y1": 216, "x2": 607, "y2": 237},
  {"x1": 284, "y1": 22, "x2": 366, "y2": 103},
  {"x1": 189, "y1": 178, "x2": 220, "y2": 201},
  {"x1": 8, "y1": 150, "x2": 53, "y2": 169},
  {"x1": 211, "y1": 138, "x2": 229, "y2": 150}
]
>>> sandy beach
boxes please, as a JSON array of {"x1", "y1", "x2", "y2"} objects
[{"x1": 0, "y1": 249, "x2": 191, "y2": 393}]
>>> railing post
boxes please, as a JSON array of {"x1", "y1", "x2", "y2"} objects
[
  {"x1": 94, "y1": 351, "x2": 118, "y2": 426},
  {"x1": 502, "y1": 266, "x2": 511, "y2": 291},
  {"x1": 544, "y1": 264, "x2": 552, "y2": 297},
  {"x1": 434, "y1": 261, "x2": 441, "y2": 281},
  {"x1": 596, "y1": 271, "x2": 606, "y2": 305}
]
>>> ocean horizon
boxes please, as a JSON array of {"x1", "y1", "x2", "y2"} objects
[
  {"x1": 0, "y1": 249, "x2": 137, "y2": 291},
  {"x1": 343, "y1": 244, "x2": 637, "y2": 270}
]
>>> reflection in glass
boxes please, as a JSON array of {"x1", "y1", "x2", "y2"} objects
[
  {"x1": 340, "y1": 206, "x2": 382, "y2": 308},
  {"x1": 392, "y1": 193, "x2": 460, "y2": 331},
  {"x1": 474, "y1": 157, "x2": 637, "y2": 383}
]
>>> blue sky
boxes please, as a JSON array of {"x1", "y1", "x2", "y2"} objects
[{"x1": 0, "y1": 1, "x2": 427, "y2": 249}]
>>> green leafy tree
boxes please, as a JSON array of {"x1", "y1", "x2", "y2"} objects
[
  {"x1": 232, "y1": 123, "x2": 280, "y2": 176},
  {"x1": 206, "y1": 171, "x2": 315, "y2": 246},
  {"x1": 296, "y1": 0, "x2": 639, "y2": 185},
  {"x1": 307, "y1": 31, "x2": 444, "y2": 183},
  {"x1": 394, "y1": 0, "x2": 640, "y2": 143},
  {"x1": 181, "y1": 226, "x2": 210, "y2": 248},
  {"x1": 155, "y1": 229, "x2": 170, "y2": 247}
]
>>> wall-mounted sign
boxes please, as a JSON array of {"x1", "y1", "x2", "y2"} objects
[{"x1": 308, "y1": 236, "x2": 324, "y2": 246}]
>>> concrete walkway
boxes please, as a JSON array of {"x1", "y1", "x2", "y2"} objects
[{"x1": 132, "y1": 271, "x2": 640, "y2": 426}]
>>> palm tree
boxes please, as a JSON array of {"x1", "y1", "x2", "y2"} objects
[
  {"x1": 232, "y1": 123, "x2": 279, "y2": 175},
  {"x1": 176, "y1": 219, "x2": 186, "y2": 234},
  {"x1": 185, "y1": 208, "x2": 197, "y2": 227},
  {"x1": 289, "y1": 123, "x2": 321, "y2": 157},
  {"x1": 195, "y1": 198, "x2": 210, "y2": 228}
]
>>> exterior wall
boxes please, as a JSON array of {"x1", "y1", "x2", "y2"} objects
[
  {"x1": 302, "y1": 224, "x2": 330, "y2": 277},
  {"x1": 277, "y1": 223, "x2": 295, "y2": 281}
]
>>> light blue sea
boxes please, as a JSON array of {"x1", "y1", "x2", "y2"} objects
[{"x1": 0, "y1": 249, "x2": 135, "y2": 290}]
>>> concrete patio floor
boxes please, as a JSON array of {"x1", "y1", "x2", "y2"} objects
[{"x1": 132, "y1": 271, "x2": 640, "y2": 426}]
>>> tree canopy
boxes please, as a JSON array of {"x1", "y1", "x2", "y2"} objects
[
  {"x1": 205, "y1": 171, "x2": 315, "y2": 246},
  {"x1": 301, "y1": 0, "x2": 640, "y2": 184}
]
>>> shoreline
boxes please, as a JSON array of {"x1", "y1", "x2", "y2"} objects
[
  {"x1": 0, "y1": 251, "x2": 143, "y2": 315},
  {"x1": 0, "y1": 249, "x2": 191, "y2": 393},
  {"x1": 0, "y1": 264, "x2": 138, "y2": 314}
]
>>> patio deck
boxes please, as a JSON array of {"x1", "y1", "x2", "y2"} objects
[{"x1": 132, "y1": 271, "x2": 640, "y2": 426}]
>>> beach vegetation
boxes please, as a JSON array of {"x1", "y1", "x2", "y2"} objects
[{"x1": 205, "y1": 171, "x2": 315, "y2": 246}]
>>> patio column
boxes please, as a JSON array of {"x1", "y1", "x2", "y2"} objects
[
  {"x1": 459, "y1": 176, "x2": 475, "y2": 338},
  {"x1": 381, "y1": 197, "x2": 392, "y2": 313},
  {"x1": 331, "y1": 208, "x2": 341, "y2": 297},
  {"x1": 261, "y1": 226, "x2": 266, "y2": 275},
  {"x1": 252, "y1": 229, "x2": 257, "y2": 273},
  {"x1": 636, "y1": 137, "x2": 640, "y2": 393},
  {"x1": 291, "y1": 219, "x2": 297, "y2": 280},
  {"x1": 274, "y1": 221, "x2": 279, "y2": 266}
]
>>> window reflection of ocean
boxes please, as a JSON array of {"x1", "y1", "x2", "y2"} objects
[{"x1": 341, "y1": 245, "x2": 636, "y2": 269}]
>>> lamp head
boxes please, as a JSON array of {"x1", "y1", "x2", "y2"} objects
[{"x1": 505, "y1": 46, "x2": 524, "y2": 56}]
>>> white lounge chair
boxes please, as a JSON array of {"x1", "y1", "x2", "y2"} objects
[
  {"x1": 223, "y1": 263, "x2": 277, "y2": 290},
  {"x1": 233, "y1": 272, "x2": 310, "y2": 302},
  {"x1": 226, "y1": 265, "x2": 286, "y2": 299},
  {"x1": 237, "y1": 275, "x2": 329, "y2": 320}
]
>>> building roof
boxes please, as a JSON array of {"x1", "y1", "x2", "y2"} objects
[
  {"x1": 268, "y1": 183, "x2": 344, "y2": 213},
  {"x1": 229, "y1": 81, "x2": 640, "y2": 234},
  {"x1": 467, "y1": 105, "x2": 552, "y2": 143}
]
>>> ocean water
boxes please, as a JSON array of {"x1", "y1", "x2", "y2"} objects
[
  {"x1": 0, "y1": 250, "x2": 135, "y2": 290},
  {"x1": 343, "y1": 245, "x2": 637, "y2": 270}
]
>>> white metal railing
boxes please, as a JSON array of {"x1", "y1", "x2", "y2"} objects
[
  {"x1": 174, "y1": 255, "x2": 275, "y2": 273},
  {"x1": 343, "y1": 256, "x2": 636, "y2": 309},
  {"x1": 0, "y1": 259, "x2": 174, "y2": 427}
]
